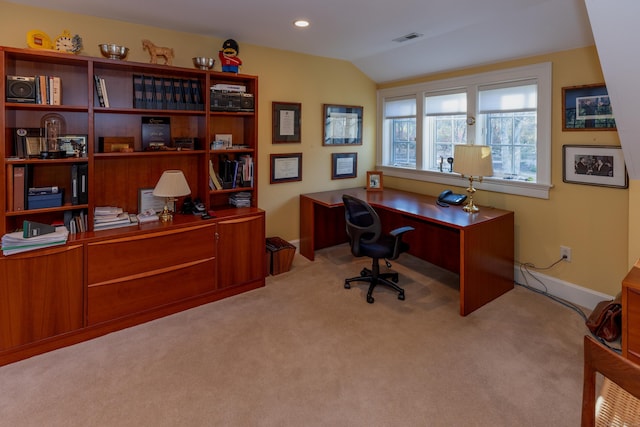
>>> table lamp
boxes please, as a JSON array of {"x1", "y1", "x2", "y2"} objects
[
  {"x1": 453, "y1": 145, "x2": 493, "y2": 213},
  {"x1": 152, "y1": 170, "x2": 191, "y2": 222}
]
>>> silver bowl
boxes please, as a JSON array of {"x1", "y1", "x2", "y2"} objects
[
  {"x1": 99, "y1": 44, "x2": 129, "y2": 60},
  {"x1": 193, "y1": 57, "x2": 215, "y2": 70}
]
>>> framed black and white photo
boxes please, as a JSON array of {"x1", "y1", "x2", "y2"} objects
[
  {"x1": 366, "y1": 170, "x2": 383, "y2": 191},
  {"x1": 331, "y1": 152, "x2": 357, "y2": 179},
  {"x1": 270, "y1": 153, "x2": 302, "y2": 184},
  {"x1": 562, "y1": 145, "x2": 628, "y2": 188},
  {"x1": 272, "y1": 102, "x2": 301, "y2": 143},
  {"x1": 562, "y1": 84, "x2": 616, "y2": 131},
  {"x1": 322, "y1": 104, "x2": 363, "y2": 145}
]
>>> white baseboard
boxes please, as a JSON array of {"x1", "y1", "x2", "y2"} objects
[{"x1": 514, "y1": 266, "x2": 613, "y2": 310}]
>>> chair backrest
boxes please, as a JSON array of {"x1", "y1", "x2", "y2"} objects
[
  {"x1": 582, "y1": 335, "x2": 640, "y2": 426},
  {"x1": 342, "y1": 195, "x2": 381, "y2": 256}
]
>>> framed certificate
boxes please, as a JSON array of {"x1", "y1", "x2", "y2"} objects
[
  {"x1": 270, "y1": 153, "x2": 302, "y2": 184},
  {"x1": 272, "y1": 102, "x2": 301, "y2": 143}
]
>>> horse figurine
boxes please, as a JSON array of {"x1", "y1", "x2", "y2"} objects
[{"x1": 142, "y1": 39, "x2": 174, "y2": 65}]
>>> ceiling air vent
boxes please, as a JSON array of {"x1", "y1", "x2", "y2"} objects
[{"x1": 392, "y1": 32, "x2": 424, "y2": 43}]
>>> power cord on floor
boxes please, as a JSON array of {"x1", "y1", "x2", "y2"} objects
[{"x1": 516, "y1": 256, "x2": 622, "y2": 354}]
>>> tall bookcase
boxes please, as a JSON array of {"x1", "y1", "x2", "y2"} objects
[
  {"x1": 0, "y1": 46, "x2": 265, "y2": 366},
  {"x1": 0, "y1": 46, "x2": 259, "y2": 235}
]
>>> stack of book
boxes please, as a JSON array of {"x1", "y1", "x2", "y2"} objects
[
  {"x1": 1, "y1": 225, "x2": 69, "y2": 256},
  {"x1": 229, "y1": 192, "x2": 251, "y2": 208},
  {"x1": 94, "y1": 206, "x2": 135, "y2": 230}
]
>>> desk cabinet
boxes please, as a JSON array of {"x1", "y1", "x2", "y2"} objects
[
  {"x1": 217, "y1": 213, "x2": 265, "y2": 289},
  {"x1": 622, "y1": 265, "x2": 640, "y2": 364},
  {"x1": 0, "y1": 245, "x2": 83, "y2": 351}
]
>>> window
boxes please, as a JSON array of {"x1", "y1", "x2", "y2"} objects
[
  {"x1": 383, "y1": 97, "x2": 416, "y2": 168},
  {"x1": 377, "y1": 63, "x2": 552, "y2": 198}
]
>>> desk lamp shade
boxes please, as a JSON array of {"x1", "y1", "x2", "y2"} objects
[
  {"x1": 453, "y1": 145, "x2": 493, "y2": 213},
  {"x1": 152, "y1": 170, "x2": 191, "y2": 221}
]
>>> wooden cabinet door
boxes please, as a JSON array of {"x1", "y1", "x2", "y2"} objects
[
  {"x1": 0, "y1": 245, "x2": 84, "y2": 350},
  {"x1": 217, "y1": 213, "x2": 265, "y2": 289}
]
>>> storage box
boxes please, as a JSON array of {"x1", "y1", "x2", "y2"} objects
[
  {"x1": 28, "y1": 191, "x2": 63, "y2": 209},
  {"x1": 266, "y1": 237, "x2": 295, "y2": 275}
]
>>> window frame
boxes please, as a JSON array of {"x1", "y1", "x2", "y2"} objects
[{"x1": 376, "y1": 62, "x2": 552, "y2": 199}]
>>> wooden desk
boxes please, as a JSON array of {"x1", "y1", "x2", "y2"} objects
[{"x1": 300, "y1": 187, "x2": 514, "y2": 316}]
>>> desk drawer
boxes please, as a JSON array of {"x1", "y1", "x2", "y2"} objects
[
  {"x1": 87, "y1": 257, "x2": 216, "y2": 325},
  {"x1": 87, "y1": 224, "x2": 215, "y2": 285}
]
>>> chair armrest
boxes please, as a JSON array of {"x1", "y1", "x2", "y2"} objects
[{"x1": 390, "y1": 226, "x2": 414, "y2": 237}]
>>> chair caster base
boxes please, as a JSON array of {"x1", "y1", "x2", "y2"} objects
[
  {"x1": 398, "y1": 292, "x2": 405, "y2": 301},
  {"x1": 367, "y1": 295, "x2": 374, "y2": 304}
]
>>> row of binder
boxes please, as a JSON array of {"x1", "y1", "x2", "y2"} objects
[{"x1": 133, "y1": 74, "x2": 204, "y2": 111}]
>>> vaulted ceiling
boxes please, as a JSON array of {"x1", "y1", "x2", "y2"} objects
[{"x1": 7, "y1": 0, "x2": 595, "y2": 83}]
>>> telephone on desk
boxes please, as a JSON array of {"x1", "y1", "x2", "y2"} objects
[{"x1": 436, "y1": 190, "x2": 467, "y2": 207}]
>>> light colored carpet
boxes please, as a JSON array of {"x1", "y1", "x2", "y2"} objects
[{"x1": 0, "y1": 244, "x2": 587, "y2": 426}]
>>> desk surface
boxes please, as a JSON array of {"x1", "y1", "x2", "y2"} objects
[{"x1": 302, "y1": 187, "x2": 512, "y2": 230}]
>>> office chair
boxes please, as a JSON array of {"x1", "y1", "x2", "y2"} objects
[
  {"x1": 582, "y1": 335, "x2": 640, "y2": 426},
  {"x1": 342, "y1": 194, "x2": 414, "y2": 304}
]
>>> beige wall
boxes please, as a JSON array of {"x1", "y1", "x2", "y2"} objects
[{"x1": 0, "y1": 2, "x2": 632, "y2": 296}]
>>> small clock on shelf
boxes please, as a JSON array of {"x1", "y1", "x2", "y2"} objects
[{"x1": 54, "y1": 30, "x2": 83, "y2": 54}]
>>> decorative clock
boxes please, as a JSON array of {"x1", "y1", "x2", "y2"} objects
[{"x1": 54, "y1": 30, "x2": 83, "y2": 54}]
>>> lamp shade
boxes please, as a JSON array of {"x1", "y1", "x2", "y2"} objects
[
  {"x1": 152, "y1": 170, "x2": 191, "y2": 198},
  {"x1": 453, "y1": 145, "x2": 493, "y2": 177}
]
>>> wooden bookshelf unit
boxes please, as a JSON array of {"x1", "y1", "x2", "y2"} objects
[{"x1": 0, "y1": 46, "x2": 265, "y2": 366}]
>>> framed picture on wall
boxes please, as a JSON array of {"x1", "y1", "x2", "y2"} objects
[
  {"x1": 331, "y1": 152, "x2": 357, "y2": 179},
  {"x1": 270, "y1": 153, "x2": 302, "y2": 184},
  {"x1": 562, "y1": 84, "x2": 616, "y2": 131},
  {"x1": 562, "y1": 145, "x2": 628, "y2": 188},
  {"x1": 272, "y1": 102, "x2": 301, "y2": 143},
  {"x1": 322, "y1": 104, "x2": 363, "y2": 145}
]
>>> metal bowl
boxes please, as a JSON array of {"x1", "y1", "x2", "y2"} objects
[
  {"x1": 99, "y1": 44, "x2": 129, "y2": 60},
  {"x1": 193, "y1": 57, "x2": 215, "y2": 70}
]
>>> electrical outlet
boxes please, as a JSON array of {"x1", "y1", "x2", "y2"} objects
[{"x1": 560, "y1": 246, "x2": 571, "y2": 262}]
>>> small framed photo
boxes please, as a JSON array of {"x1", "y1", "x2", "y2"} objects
[
  {"x1": 25, "y1": 136, "x2": 45, "y2": 158},
  {"x1": 366, "y1": 171, "x2": 384, "y2": 191},
  {"x1": 272, "y1": 102, "x2": 301, "y2": 143},
  {"x1": 270, "y1": 153, "x2": 302, "y2": 184},
  {"x1": 562, "y1": 84, "x2": 616, "y2": 131},
  {"x1": 58, "y1": 134, "x2": 87, "y2": 157},
  {"x1": 214, "y1": 133, "x2": 233, "y2": 149},
  {"x1": 322, "y1": 104, "x2": 363, "y2": 145},
  {"x1": 331, "y1": 152, "x2": 357, "y2": 180},
  {"x1": 562, "y1": 145, "x2": 628, "y2": 188},
  {"x1": 138, "y1": 187, "x2": 173, "y2": 213}
]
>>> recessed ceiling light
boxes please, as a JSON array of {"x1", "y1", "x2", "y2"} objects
[{"x1": 294, "y1": 19, "x2": 310, "y2": 28}]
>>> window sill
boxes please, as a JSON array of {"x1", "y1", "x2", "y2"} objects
[{"x1": 378, "y1": 165, "x2": 551, "y2": 199}]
